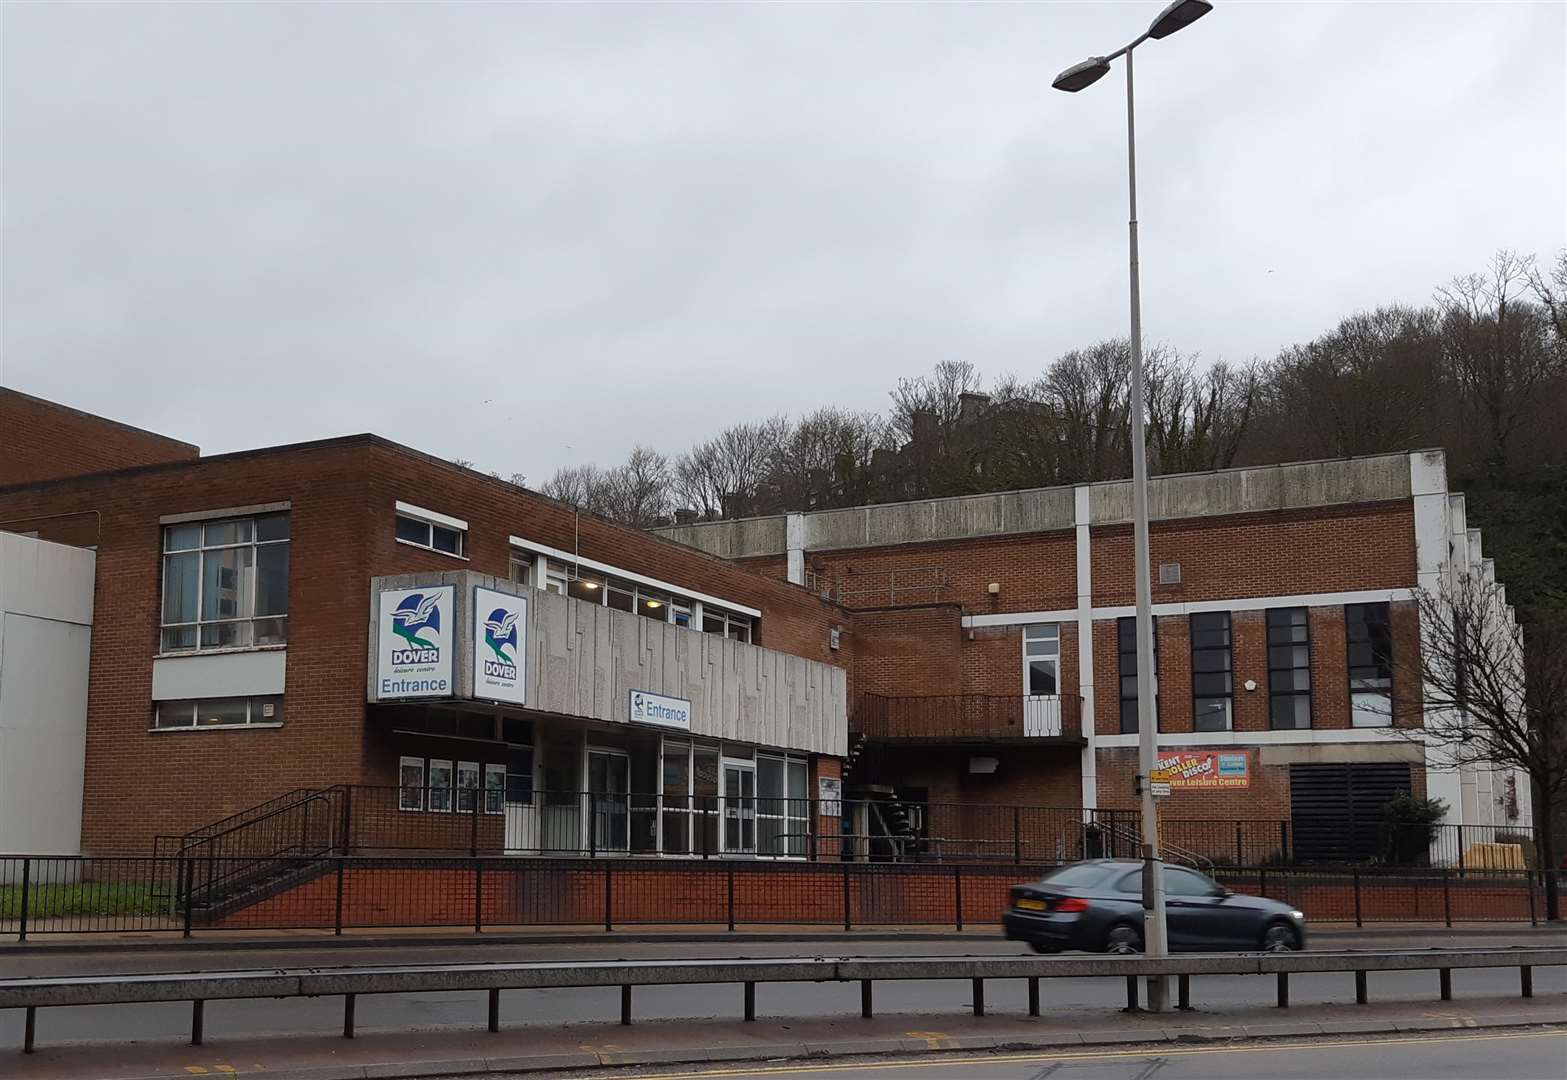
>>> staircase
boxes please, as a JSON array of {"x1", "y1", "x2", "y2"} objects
[{"x1": 155, "y1": 787, "x2": 347, "y2": 923}]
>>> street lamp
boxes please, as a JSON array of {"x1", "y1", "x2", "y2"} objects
[{"x1": 1052, "y1": 0, "x2": 1213, "y2": 1013}]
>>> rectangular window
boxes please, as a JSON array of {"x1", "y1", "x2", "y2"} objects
[
  {"x1": 456, "y1": 761, "x2": 480, "y2": 812},
  {"x1": 756, "y1": 753, "x2": 809, "y2": 857},
  {"x1": 399, "y1": 756, "x2": 425, "y2": 812},
  {"x1": 567, "y1": 570, "x2": 605, "y2": 604},
  {"x1": 153, "y1": 695, "x2": 283, "y2": 730},
  {"x1": 1267, "y1": 608, "x2": 1312, "y2": 729},
  {"x1": 428, "y1": 759, "x2": 454, "y2": 812},
  {"x1": 1117, "y1": 616, "x2": 1159, "y2": 733},
  {"x1": 161, "y1": 513, "x2": 289, "y2": 652},
  {"x1": 483, "y1": 763, "x2": 506, "y2": 814},
  {"x1": 1190, "y1": 611, "x2": 1233, "y2": 732},
  {"x1": 1346, "y1": 602, "x2": 1393, "y2": 727},
  {"x1": 702, "y1": 609, "x2": 752, "y2": 643},
  {"x1": 1024, "y1": 624, "x2": 1060, "y2": 696},
  {"x1": 393, "y1": 502, "x2": 467, "y2": 558},
  {"x1": 509, "y1": 554, "x2": 531, "y2": 586}
]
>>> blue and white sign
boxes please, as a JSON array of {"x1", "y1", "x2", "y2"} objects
[
  {"x1": 473, "y1": 586, "x2": 527, "y2": 706},
  {"x1": 629, "y1": 689, "x2": 691, "y2": 730},
  {"x1": 377, "y1": 585, "x2": 454, "y2": 699}
]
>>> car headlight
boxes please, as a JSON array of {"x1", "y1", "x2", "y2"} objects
[{"x1": 1290, "y1": 910, "x2": 1305, "y2": 920}]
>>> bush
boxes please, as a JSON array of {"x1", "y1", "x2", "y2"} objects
[{"x1": 1378, "y1": 792, "x2": 1449, "y2": 866}]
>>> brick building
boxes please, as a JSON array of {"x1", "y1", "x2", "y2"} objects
[
  {"x1": 0, "y1": 392, "x2": 849, "y2": 858},
  {"x1": 657, "y1": 451, "x2": 1534, "y2": 864},
  {"x1": 0, "y1": 389, "x2": 1533, "y2": 871}
]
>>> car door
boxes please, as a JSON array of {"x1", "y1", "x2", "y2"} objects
[{"x1": 1162, "y1": 866, "x2": 1230, "y2": 950}]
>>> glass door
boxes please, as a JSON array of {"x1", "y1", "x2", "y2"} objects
[
  {"x1": 588, "y1": 749, "x2": 630, "y2": 852},
  {"x1": 722, "y1": 762, "x2": 757, "y2": 854}
]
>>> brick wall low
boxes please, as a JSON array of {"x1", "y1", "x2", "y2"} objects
[{"x1": 213, "y1": 859, "x2": 1538, "y2": 931}]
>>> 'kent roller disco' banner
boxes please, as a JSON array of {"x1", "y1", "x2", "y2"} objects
[{"x1": 1155, "y1": 751, "x2": 1251, "y2": 789}]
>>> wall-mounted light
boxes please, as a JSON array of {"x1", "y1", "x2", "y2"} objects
[
  {"x1": 645, "y1": 599, "x2": 662, "y2": 608},
  {"x1": 987, "y1": 582, "x2": 1001, "y2": 595}
]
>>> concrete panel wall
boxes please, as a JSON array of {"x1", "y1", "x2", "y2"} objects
[
  {"x1": 369, "y1": 572, "x2": 846, "y2": 756},
  {"x1": 655, "y1": 453, "x2": 1417, "y2": 557},
  {"x1": 0, "y1": 533, "x2": 96, "y2": 857}
]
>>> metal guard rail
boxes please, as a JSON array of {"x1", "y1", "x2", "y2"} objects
[{"x1": 4, "y1": 947, "x2": 1562, "y2": 1054}]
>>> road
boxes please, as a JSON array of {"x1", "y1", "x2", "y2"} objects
[
  {"x1": 562, "y1": 1030, "x2": 1567, "y2": 1080},
  {"x1": 3, "y1": 932, "x2": 1563, "y2": 1078}
]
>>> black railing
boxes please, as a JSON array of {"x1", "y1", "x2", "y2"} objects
[
  {"x1": 1, "y1": 853, "x2": 1558, "y2": 938},
  {"x1": 852, "y1": 693, "x2": 1085, "y2": 741}
]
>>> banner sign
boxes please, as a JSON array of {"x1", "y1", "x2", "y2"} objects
[
  {"x1": 629, "y1": 689, "x2": 692, "y2": 730},
  {"x1": 1155, "y1": 751, "x2": 1250, "y2": 789},
  {"x1": 473, "y1": 586, "x2": 527, "y2": 706},
  {"x1": 377, "y1": 585, "x2": 455, "y2": 699}
]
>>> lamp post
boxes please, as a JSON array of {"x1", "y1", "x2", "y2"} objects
[{"x1": 1053, "y1": 0, "x2": 1213, "y2": 1013}]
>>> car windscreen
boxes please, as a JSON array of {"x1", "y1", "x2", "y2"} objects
[{"x1": 1037, "y1": 863, "x2": 1118, "y2": 889}]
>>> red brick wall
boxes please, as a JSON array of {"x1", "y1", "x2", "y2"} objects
[
  {"x1": 0, "y1": 388, "x2": 197, "y2": 487},
  {"x1": 1090, "y1": 503, "x2": 1417, "y2": 607},
  {"x1": 0, "y1": 436, "x2": 854, "y2": 855},
  {"x1": 851, "y1": 606, "x2": 963, "y2": 696}
]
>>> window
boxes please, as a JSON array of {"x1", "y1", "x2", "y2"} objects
[
  {"x1": 1117, "y1": 616, "x2": 1159, "y2": 733},
  {"x1": 483, "y1": 763, "x2": 506, "y2": 814},
  {"x1": 1267, "y1": 608, "x2": 1312, "y2": 729},
  {"x1": 153, "y1": 695, "x2": 282, "y2": 730},
  {"x1": 428, "y1": 759, "x2": 454, "y2": 812},
  {"x1": 399, "y1": 756, "x2": 425, "y2": 811},
  {"x1": 703, "y1": 609, "x2": 752, "y2": 643},
  {"x1": 509, "y1": 554, "x2": 531, "y2": 586},
  {"x1": 1346, "y1": 602, "x2": 1393, "y2": 727},
  {"x1": 567, "y1": 570, "x2": 605, "y2": 604},
  {"x1": 757, "y1": 753, "x2": 809, "y2": 857},
  {"x1": 1190, "y1": 611, "x2": 1233, "y2": 732},
  {"x1": 456, "y1": 761, "x2": 480, "y2": 813},
  {"x1": 1163, "y1": 865, "x2": 1219, "y2": 897},
  {"x1": 636, "y1": 588, "x2": 670, "y2": 621},
  {"x1": 161, "y1": 513, "x2": 289, "y2": 652},
  {"x1": 1024, "y1": 624, "x2": 1060, "y2": 696},
  {"x1": 393, "y1": 502, "x2": 467, "y2": 558}
]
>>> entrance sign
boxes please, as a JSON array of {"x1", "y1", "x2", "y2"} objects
[
  {"x1": 1154, "y1": 751, "x2": 1251, "y2": 790},
  {"x1": 377, "y1": 585, "x2": 454, "y2": 699},
  {"x1": 629, "y1": 690, "x2": 692, "y2": 730},
  {"x1": 473, "y1": 586, "x2": 527, "y2": 705}
]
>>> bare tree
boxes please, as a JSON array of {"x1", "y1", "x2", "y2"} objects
[
  {"x1": 769, "y1": 407, "x2": 891, "y2": 511},
  {"x1": 1399, "y1": 572, "x2": 1566, "y2": 915},
  {"x1": 598, "y1": 445, "x2": 672, "y2": 528},
  {"x1": 1437, "y1": 251, "x2": 1562, "y2": 479},
  {"x1": 671, "y1": 417, "x2": 788, "y2": 519},
  {"x1": 1144, "y1": 354, "x2": 1260, "y2": 475},
  {"x1": 541, "y1": 463, "x2": 613, "y2": 513},
  {"x1": 1041, "y1": 340, "x2": 1132, "y2": 483},
  {"x1": 888, "y1": 360, "x2": 983, "y2": 440}
]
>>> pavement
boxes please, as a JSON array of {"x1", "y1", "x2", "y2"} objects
[{"x1": 2, "y1": 927, "x2": 1563, "y2": 1079}]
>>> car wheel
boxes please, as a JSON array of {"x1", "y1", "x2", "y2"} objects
[
  {"x1": 1261, "y1": 921, "x2": 1301, "y2": 952},
  {"x1": 1104, "y1": 923, "x2": 1143, "y2": 954},
  {"x1": 1029, "y1": 942, "x2": 1061, "y2": 954}
]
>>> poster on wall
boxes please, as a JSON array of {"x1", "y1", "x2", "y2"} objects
[
  {"x1": 376, "y1": 585, "x2": 455, "y2": 699},
  {"x1": 818, "y1": 776, "x2": 843, "y2": 816},
  {"x1": 1155, "y1": 751, "x2": 1250, "y2": 789},
  {"x1": 473, "y1": 586, "x2": 528, "y2": 705}
]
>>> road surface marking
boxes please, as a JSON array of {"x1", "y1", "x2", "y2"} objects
[
  {"x1": 621, "y1": 1029, "x2": 1566, "y2": 1078},
  {"x1": 903, "y1": 1031, "x2": 955, "y2": 1049}
]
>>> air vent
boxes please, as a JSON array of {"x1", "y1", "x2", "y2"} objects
[{"x1": 1158, "y1": 562, "x2": 1182, "y2": 585}]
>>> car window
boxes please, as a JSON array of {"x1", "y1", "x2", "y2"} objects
[
  {"x1": 1113, "y1": 870, "x2": 1141, "y2": 894},
  {"x1": 1039, "y1": 863, "x2": 1114, "y2": 888},
  {"x1": 1163, "y1": 866, "x2": 1218, "y2": 897}
]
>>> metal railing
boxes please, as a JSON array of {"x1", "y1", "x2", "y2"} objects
[
  {"x1": 2, "y1": 854, "x2": 1560, "y2": 939},
  {"x1": 853, "y1": 693, "x2": 1085, "y2": 741},
  {"x1": 5, "y1": 946, "x2": 1563, "y2": 1054}
]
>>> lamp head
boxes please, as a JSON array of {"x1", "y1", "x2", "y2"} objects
[
  {"x1": 1148, "y1": 0, "x2": 1213, "y2": 40},
  {"x1": 1052, "y1": 57, "x2": 1112, "y2": 93}
]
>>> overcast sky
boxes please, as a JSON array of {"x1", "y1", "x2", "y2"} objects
[{"x1": 3, "y1": 1, "x2": 1563, "y2": 480}]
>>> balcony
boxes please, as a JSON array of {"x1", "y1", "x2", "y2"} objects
[{"x1": 851, "y1": 693, "x2": 1084, "y2": 745}]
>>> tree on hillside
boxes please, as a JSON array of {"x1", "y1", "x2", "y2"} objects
[
  {"x1": 1437, "y1": 251, "x2": 1563, "y2": 480},
  {"x1": 671, "y1": 417, "x2": 788, "y2": 520},
  {"x1": 769, "y1": 407, "x2": 891, "y2": 511},
  {"x1": 1397, "y1": 572, "x2": 1567, "y2": 916}
]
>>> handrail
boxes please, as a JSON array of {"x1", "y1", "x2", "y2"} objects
[
  {"x1": 174, "y1": 787, "x2": 325, "y2": 844},
  {"x1": 4, "y1": 947, "x2": 1562, "y2": 1053},
  {"x1": 179, "y1": 789, "x2": 340, "y2": 857}
]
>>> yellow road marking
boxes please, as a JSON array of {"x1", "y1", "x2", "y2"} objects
[
  {"x1": 620, "y1": 1029, "x2": 1565, "y2": 1078},
  {"x1": 183, "y1": 1070, "x2": 207, "y2": 1076},
  {"x1": 903, "y1": 1031, "x2": 955, "y2": 1050}
]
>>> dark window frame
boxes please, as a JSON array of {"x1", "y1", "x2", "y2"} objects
[
  {"x1": 1267, "y1": 607, "x2": 1312, "y2": 730},
  {"x1": 1189, "y1": 611, "x2": 1234, "y2": 732},
  {"x1": 1117, "y1": 615, "x2": 1160, "y2": 734}
]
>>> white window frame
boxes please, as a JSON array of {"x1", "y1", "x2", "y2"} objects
[
  {"x1": 427, "y1": 758, "x2": 455, "y2": 813},
  {"x1": 395, "y1": 501, "x2": 469, "y2": 560},
  {"x1": 508, "y1": 536, "x2": 760, "y2": 618},
  {"x1": 398, "y1": 756, "x2": 426, "y2": 812},
  {"x1": 755, "y1": 752, "x2": 810, "y2": 859},
  {"x1": 1023, "y1": 623, "x2": 1060, "y2": 697},
  {"x1": 159, "y1": 513, "x2": 290, "y2": 654},
  {"x1": 151, "y1": 695, "x2": 283, "y2": 731}
]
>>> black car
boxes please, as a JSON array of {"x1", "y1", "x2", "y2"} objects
[{"x1": 1002, "y1": 859, "x2": 1306, "y2": 954}]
